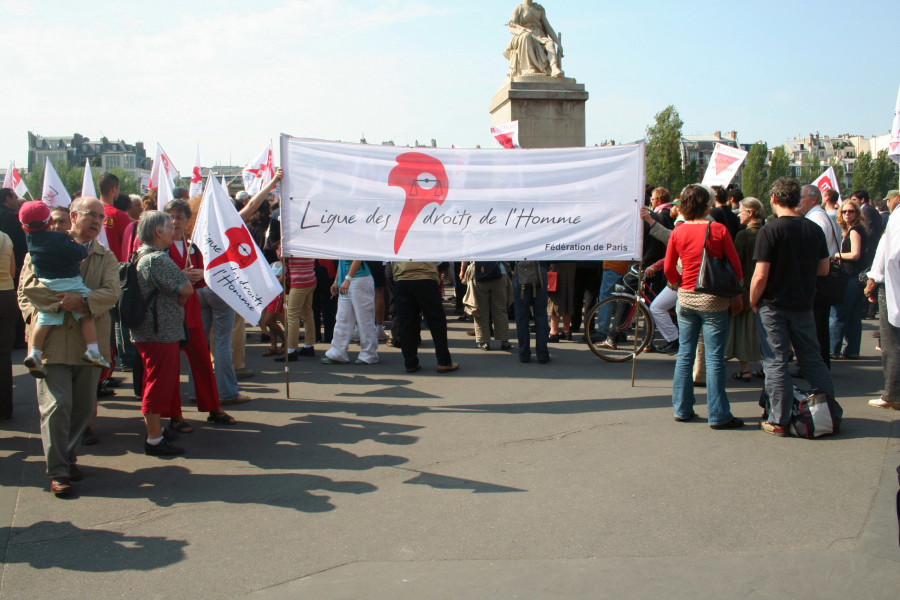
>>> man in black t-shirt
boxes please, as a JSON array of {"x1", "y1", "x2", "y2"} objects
[{"x1": 750, "y1": 177, "x2": 835, "y2": 436}]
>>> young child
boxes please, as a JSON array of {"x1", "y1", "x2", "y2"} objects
[{"x1": 19, "y1": 201, "x2": 110, "y2": 378}]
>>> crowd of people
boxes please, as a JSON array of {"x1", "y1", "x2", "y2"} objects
[{"x1": 1, "y1": 171, "x2": 898, "y2": 496}]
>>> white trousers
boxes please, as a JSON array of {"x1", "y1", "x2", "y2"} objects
[
  {"x1": 650, "y1": 285, "x2": 679, "y2": 343},
  {"x1": 326, "y1": 275, "x2": 379, "y2": 363}
]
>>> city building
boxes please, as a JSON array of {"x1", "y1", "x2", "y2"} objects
[{"x1": 27, "y1": 131, "x2": 152, "y2": 180}]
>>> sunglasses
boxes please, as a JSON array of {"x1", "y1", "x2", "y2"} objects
[{"x1": 841, "y1": 209, "x2": 857, "y2": 214}]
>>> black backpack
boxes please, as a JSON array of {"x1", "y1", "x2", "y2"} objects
[
  {"x1": 118, "y1": 251, "x2": 158, "y2": 332},
  {"x1": 474, "y1": 261, "x2": 502, "y2": 282}
]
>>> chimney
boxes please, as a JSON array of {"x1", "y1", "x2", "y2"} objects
[
  {"x1": 728, "y1": 131, "x2": 737, "y2": 141},
  {"x1": 714, "y1": 131, "x2": 721, "y2": 139}
]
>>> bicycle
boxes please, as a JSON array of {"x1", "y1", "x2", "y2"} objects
[{"x1": 584, "y1": 264, "x2": 659, "y2": 362}]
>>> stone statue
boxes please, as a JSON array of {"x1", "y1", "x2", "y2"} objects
[{"x1": 503, "y1": 0, "x2": 564, "y2": 78}]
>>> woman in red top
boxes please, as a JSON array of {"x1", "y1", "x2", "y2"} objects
[
  {"x1": 663, "y1": 185, "x2": 744, "y2": 430},
  {"x1": 164, "y1": 200, "x2": 235, "y2": 431}
]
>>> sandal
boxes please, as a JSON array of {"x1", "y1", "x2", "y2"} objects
[
  {"x1": 207, "y1": 411, "x2": 236, "y2": 425},
  {"x1": 732, "y1": 371, "x2": 752, "y2": 382},
  {"x1": 169, "y1": 419, "x2": 194, "y2": 434}
]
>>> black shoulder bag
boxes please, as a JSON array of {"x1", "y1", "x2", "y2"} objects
[{"x1": 695, "y1": 223, "x2": 744, "y2": 298}]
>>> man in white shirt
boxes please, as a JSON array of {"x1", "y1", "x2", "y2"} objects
[
  {"x1": 799, "y1": 184, "x2": 842, "y2": 368},
  {"x1": 865, "y1": 191, "x2": 900, "y2": 409}
]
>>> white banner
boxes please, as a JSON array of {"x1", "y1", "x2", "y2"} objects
[
  {"x1": 281, "y1": 137, "x2": 645, "y2": 261},
  {"x1": 700, "y1": 143, "x2": 748, "y2": 187},
  {"x1": 41, "y1": 158, "x2": 71, "y2": 208},
  {"x1": 490, "y1": 121, "x2": 520, "y2": 149},
  {"x1": 813, "y1": 166, "x2": 842, "y2": 204},
  {"x1": 157, "y1": 164, "x2": 176, "y2": 211},
  {"x1": 194, "y1": 175, "x2": 281, "y2": 325},
  {"x1": 3, "y1": 161, "x2": 29, "y2": 197},
  {"x1": 242, "y1": 141, "x2": 275, "y2": 196}
]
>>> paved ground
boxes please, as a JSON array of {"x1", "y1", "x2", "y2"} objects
[{"x1": 1, "y1": 306, "x2": 898, "y2": 599}]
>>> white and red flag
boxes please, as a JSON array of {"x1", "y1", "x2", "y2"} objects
[
  {"x1": 81, "y1": 158, "x2": 97, "y2": 198},
  {"x1": 80, "y1": 158, "x2": 110, "y2": 248},
  {"x1": 280, "y1": 136, "x2": 645, "y2": 261},
  {"x1": 193, "y1": 175, "x2": 281, "y2": 325},
  {"x1": 701, "y1": 143, "x2": 748, "y2": 187},
  {"x1": 490, "y1": 121, "x2": 520, "y2": 149},
  {"x1": 813, "y1": 166, "x2": 842, "y2": 204},
  {"x1": 41, "y1": 158, "x2": 71, "y2": 208},
  {"x1": 241, "y1": 141, "x2": 275, "y2": 196},
  {"x1": 889, "y1": 83, "x2": 900, "y2": 164},
  {"x1": 157, "y1": 163, "x2": 177, "y2": 211},
  {"x1": 3, "y1": 161, "x2": 29, "y2": 197},
  {"x1": 189, "y1": 147, "x2": 204, "y2": 198},
  {"x1": 148, "y1": 143, "x2": 180, "y2": 190}
]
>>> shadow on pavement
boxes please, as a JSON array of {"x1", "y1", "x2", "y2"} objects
[{"x1": 2, "y1": 521, "x2": 186, "y2": 571}]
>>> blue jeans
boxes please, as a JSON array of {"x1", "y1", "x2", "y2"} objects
[
  {"x1": 672, "y1": 305, "x2": 733, "y2": 425},
  {"x1": 830, "y1": 278, "x2": 866, "y2": 356},
  {"x1": 197, "y1": 287, "x2": 239, "y2": 401},
  {"x1": 758, "y1": 304, "x2": 834, "y2": 425},
  {"x1": 513, "y1": 271, "x2": 550, "y2": 362},
  {"x1": 595, "y1": 269, "x2": 624, "y2": 336}
]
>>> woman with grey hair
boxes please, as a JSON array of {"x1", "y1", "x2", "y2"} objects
[
  {"x1": 726, "y1": 197, "x2": 765, "y2": 381},
  {"x1": 162, "y1": 200, "x2": 236, "y2": 433},
  {"x1": 131, "y1": 210, "x2": 194, "y2": 455}
]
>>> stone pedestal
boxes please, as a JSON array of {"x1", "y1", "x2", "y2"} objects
[{"x1": 489, "y1": 75, "x2": 589, "y2": 148}]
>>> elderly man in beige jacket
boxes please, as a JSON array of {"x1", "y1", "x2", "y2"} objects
[{"x1": 18, "y1": 197, "x2": 121, "y2": 496}]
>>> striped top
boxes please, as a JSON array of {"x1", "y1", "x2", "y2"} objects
[{"x1": 286, "y1": 257, "x2": 317, "y2": 289}]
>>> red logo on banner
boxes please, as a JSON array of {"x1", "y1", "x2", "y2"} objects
[
  {"x1": 191, "y1": 166, "x2": 202, "y2": 185},
  {"x1": 494, "y1": 133, "x2": 515, "y2": 149},
  {"x1": 817, "y1": 176, "x2": 834, "y2": 192},
  {"x1": 206, "y1": 226, "x2": 260, "y2": 270},
  {"x1": 388, "y1": 152, "x2": 449, "y2": 254},
  {"x1": 715, "y1": 152, "x2": 741, "y2": 175}
]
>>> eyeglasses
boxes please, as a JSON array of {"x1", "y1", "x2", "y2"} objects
[{"x1": 76, "y1": 210, "x2": 104, "y2": 220}]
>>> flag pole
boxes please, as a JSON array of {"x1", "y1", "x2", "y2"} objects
[
  {"x1": 278, "y1": 177, "x2": 290, "y2": 401},
  {"x1": 630, "y1": 265, "x2": 645, "y2": 387}
]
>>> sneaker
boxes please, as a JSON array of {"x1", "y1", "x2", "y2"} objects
[
  {"x1": 436, "y1": 362, "x2": 459, "y2": 373},
  {"x1": 759, "y1": 421, "x2": 789, "y2": 436},
  {"x1": 376, "y1": 324, "x2": 388, "y2": 342},
  {"x1": 659, "y1": 340, "x2": 679, "y2": 355},
  {"x1": 321, "y1": 356, "x2": 348, "y2": 364},
  {"x1": 597, "y1": 338, "x2": 617, "y2": 350},
  {"x1": 477, "y1": 342, "x2": 490, "y2": 350},
  {"x1": 24, "y1": 352, "x2": 46, "y2": 379},
  {"x1": 274, "y1": 349, "x2": 301, "y2": 362},
  {"x1": 144, "y1": 438, "x2": 185, "y2": 456},
  {"x1": 83, "y1": 349, "x2": 111, "y2": 369},
  {"x1": 710, "y1": 417, "x2": 744, "y2": 430},
  {"x1": 351, "y1": 326, "x2": 360, "y2": 343},
  {"x1": 868, "y1": 398, "x2": 900, "y2": 409}
]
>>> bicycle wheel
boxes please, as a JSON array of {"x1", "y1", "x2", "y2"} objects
[{"x1": 584, "y1": 296, "x2": 655, "y2": 362}]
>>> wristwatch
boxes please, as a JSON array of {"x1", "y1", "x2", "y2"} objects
[{"x1": 81, "y1": 293, "x2": 89, "y2": 308}]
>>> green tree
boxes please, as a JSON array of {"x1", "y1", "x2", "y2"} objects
[
  {"x1": 680, "y1": 159, "x2": 699, "y2": 189},
  {"x1": 852, "y1": 151, "x2": 872, "y2": 191},
  {"x1": 741, "y1": 142, "x2": 768, "y2": 200},
  {"x1": 107, "y1": 167, "x2": 140, "y2": 195},
  {"x1": 870, "y1": 149, "x2": 895, "y2": 198},
  {"x1": 645, "y1": 105, "x2": 684, "y2": 190},
  {"x1": 800, "y1": 152, "x2": 821, "y2": 185},
  {"x1": 766, "y1": 146, "x2": 792, "y2": 192}
]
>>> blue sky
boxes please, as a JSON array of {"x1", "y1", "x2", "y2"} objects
[{"x1": 1, "y1": 0, "x2": 897, "y2": 170}]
